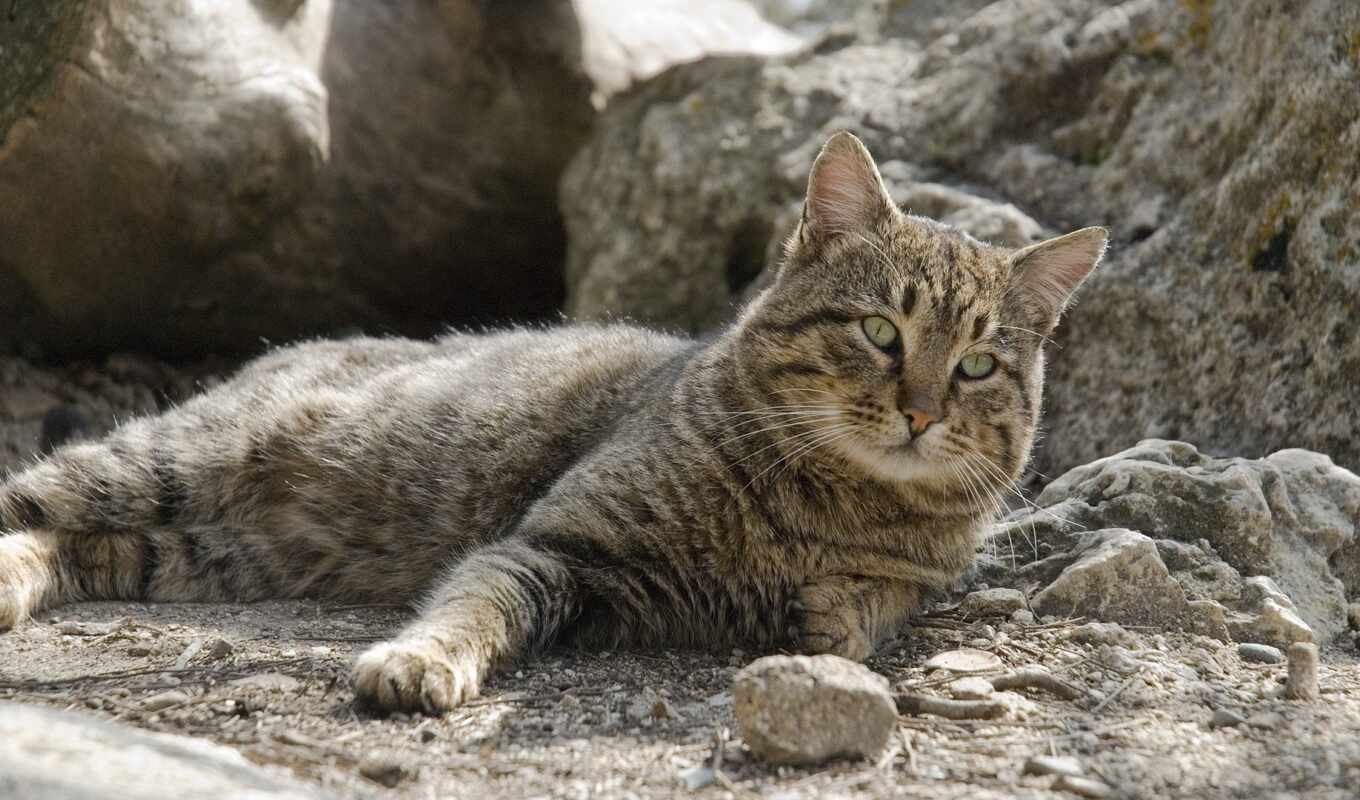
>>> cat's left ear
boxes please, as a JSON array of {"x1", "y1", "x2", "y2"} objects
[{"x1": 1008, "y1": 227, "x2": 1107, "y2": 328}]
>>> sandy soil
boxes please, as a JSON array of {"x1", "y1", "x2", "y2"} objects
[{"x1": 2, "y1": 599, "x2": 1357, "y2": 799}]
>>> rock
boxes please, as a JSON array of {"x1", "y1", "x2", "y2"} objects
[
  {"x1": 1348, "y1": 603, "x2": 1360, "y2": 630},
  {"x1": 923, "y1": 648, "x2": 1004, "y2": 674},
  {"x1": 0, "y1": 702, "x2": 321, "y2": 799},
  {"x1": 1247, "y1": 711, "x2": 1286, "y2": 730},
  {"x1": 997, "y1": 441, "x2": 1359, "y2": 645},
  {"x1": 1010, "y1": 609, "x2": 1036, "y2": 625},
  {"x1": 1069, "y1": 622, "x2": 1133, "y2": 647},
  {"x1": 204, "y1": 638, "x2": 234, "y2": 661},
  {"x1": 0, "y1": 0, "x2": 798, "y2": 359},
  {"x1": 229, "y1": 673, "x2": 302, "y2": 692},
  {"x1": 1237, "y1": 643, "x2": 1285, "y2": 665},
  {"x1": 626, "y1": 688, "x2": 678, "y2": 723},
  {"x1": 1209, "y1": 708, "x2": 1247, "y2": 729},
  {"x1": 55, "y1": 618, "x2": 127, "y2": 637},
  {"x1": 734, "y1": 654, "x2": 896, "y2": 765},
  {"x1": 958, "y1": 588, "x2": 1028, "y2": 618},
  {"x1": 947, "y1": 677, "x2": 995, "y2": 700},
  {"x1": 678, "y1": 765, "x2": 716, "y2": 791},
  {"x1": 173, "y1": 638, "x2": 206, "y2": 670},
  {"x1": 562, "y1": 0, "x2": 1360, "y2": 475},
  {"x1": 1023, "y1": 755, "x2": 1085, "y2": 779},
  {"x1": 1054, "y1": 775, "x2": 1114, "y2": 799},
  {"x1": 142, "y1": 690, "x2": 191, "y2": 712},
  {"x1": 1284, "y1": 642, "x2": 1320, "y2": 702},
  {"x1": 358, "y1": 754, "x2": 414, "y2": 788}
]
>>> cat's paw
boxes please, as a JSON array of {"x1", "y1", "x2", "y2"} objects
[
  {"x1": 351, "y1": 640, "x2": 481, "y2": 715},
  {"x1": 787, "y1": 583, "x2": 872, "y2": 662}
]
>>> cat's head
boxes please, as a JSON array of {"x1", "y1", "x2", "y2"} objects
[{"x1": 735, "y1": 131, "x2": 1105, "y2": 489}]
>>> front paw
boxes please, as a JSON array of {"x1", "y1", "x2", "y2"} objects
[
  {"x1": 788, "y1": 588, "x2": 872, "y2": 662},
  {"x1": 352, "y1": 640, "x2": 482, "y2": 714}
]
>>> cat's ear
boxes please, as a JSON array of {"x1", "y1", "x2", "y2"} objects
[
  {"x1": 797, "y1": 131, "x2": 896, "y2": 246},
  {"x1": 1008, "y1": 227, "x2": 1107, "y2": 327}
]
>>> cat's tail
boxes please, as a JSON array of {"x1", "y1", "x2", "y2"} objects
[{"x1": 0, "y1": 418, "x2": 182, "y2": 537}]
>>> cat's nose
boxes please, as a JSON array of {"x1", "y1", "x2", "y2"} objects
[{"x1": 901, "y1": 408, "x2": 938, "y2": 436}]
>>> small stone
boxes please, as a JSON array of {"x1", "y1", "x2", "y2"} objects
[
  {"x1": 947, "y1": 677, "x2": 994, "y2": 700},
  {"x1": 705, "y1": 692, "x2": 733, "y2": 707},
  {"x1": 923, "y1": 648, "x2": 1003, "y2": 674},
  {"x1": 229, "y1": 673, "x2": 301, "y2": 692},
  {"x1": 359, "y1": 754, "x2": 412, "y2": 788},
  {"x1": 1022, "y1": 755, "x2": 1084, "y2": 778},
  {"x1": 1209, "y1": 708, "x2": 1246, "y2": 729},
  {"x1": 958, "y1": 588, "x2": 1028, "y2": 618},
  {"x1": 173, "y1": 638, "x2": 206, "y2": 670},
  {"x1": 56, "y1": 618, "x2": 128, "y2": 636},
  {"x1": 1237, "y1": 643, "x2": 1284, "y2": 664},
  {"x1": 734, "y1": 655, "x2": 896, "y2": 765},
  {"x1": 142, "y1": 690, "x2": 191, "y2": 711},
  {"x1": 626, "y1": 689, "x2": 678, "y2": 722},
  {"x1": 1010, "y1": 609, "x2": 1036, "y2": 625},
  {"x1": 204, "y1": 638, "x2": 233, "y2": 661},
  {"x1": 1246, "y1": 711, "x2": 1285, "y2": 729},
  {"x1": 1069, "y1": 622, "x2": 1131, "y2": 646},
  {"x1": 418, "y1": 727, "x2": 438, "y2": 743},
  {"x1": 1284, "y1": 642, "x2": 1319, "y2": 701},
  {"x1": 1054, "y1": 775, "x2": 1113, "y2": 798},
  {"x1": 1347, "y1": 603, "x2": 1360, "y2": 630},
  {"x1": 678, "y1": 765, "x2": 716, "y2": 790},
  {"x1": 126, "y1": 646, "x2": 153, "y2": 657}
]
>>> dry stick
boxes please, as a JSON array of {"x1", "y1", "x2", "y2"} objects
[
  {"x1": 0, "y1": 656, "x2": 316, "y2": 690},
  {"x1": 990, "y1": 666, "x2": 1085, "y2": 700},
  {"x1": 457, "y1": 686, "x2": 619, "y2": 708},
  {"x1": 1090, "y1": 669, "x2": 1144, "y2": 715},
  {"x1": 896, "y1": 692, "x2": 1006, "y2": 720}
]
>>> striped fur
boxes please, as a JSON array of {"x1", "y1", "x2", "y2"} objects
[{"x1": 0, "y1": 133, "x2": 1104, "y2": 713}]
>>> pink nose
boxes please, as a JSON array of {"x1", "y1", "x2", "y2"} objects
[{"x1": 902, "y1": 408, "x2": 937, "y2": 436}]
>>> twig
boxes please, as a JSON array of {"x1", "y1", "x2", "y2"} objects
[
  {"x1": 1090, "y1": 669, "x2": 1143, "y2": 714},
  {"x1": 990, "y1": 666, "x2": 1084, "y2": 700},
  {"x1": 896, "y1": 692, "x2": 1006, "y2": 720},
  {"x1": 457, "y1": 686, "x2": 619, "y2": 708}
]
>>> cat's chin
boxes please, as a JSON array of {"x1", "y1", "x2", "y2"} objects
[{"x1": 832, "y1": 438, "x2": 945, "y2": 484}]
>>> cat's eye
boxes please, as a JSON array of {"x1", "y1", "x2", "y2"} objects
[
  {"x1": 957, "y1": 353, "x2": 996, "y2": 380},
  {"x1": 861, "y1": 316, "x2": 898, "y2": 350}
]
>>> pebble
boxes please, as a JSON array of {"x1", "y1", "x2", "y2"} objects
[
  {"x1": 678, "y1": 765, "x2": 715, "y2": 790},
  {"x1": 1208, "y1": 708, "x2": 1246, "y2": 729},
  {"x1": 957, "y1": 588, "x2": 1028, "y2": 618},
  {"x1": 358, "y1": 754, "x2": 412, "y2": 788},
  {"x1": 1010, "y1": 609, "x2": 1036, "y2": 625},
  {"x1": 204, "y1": 637, "x2": 233, "y2": 660},
  {"x1": 947, "y1": 677, "x2": 994, "y2": 700},
  {"x1": 142, "y1": 690, "x2": 191, "y2": 711},
  {"x1": 1237, "y1": 643, "x2": 1284, "y2": 664},
  {"x1": 734, "y1": 655, "x2": 896, "y2": 765},
  {"x1": 125, "y1": 646, "x2": 153, "y2": 657},
  {"x1": 56, "y1": 618, "x2": 128, "y2": 636},
  {"x1": 229, "y1": 673, "x2": 301, "y2": 692},
  {"x1": 1247, "y1": 711, "x2": 1285, "y2": 729},
  {"x1": 1347, "y1": 603, "x2": 1360, "y2": 630},
  {"x1": 1054, "y1": 775, "x2": 1113, "y2": 798},
  {"x1": 1069, "y1": 622, "x2": 1131, "y2": 647},
  {"x1": 1284, "y1": 642, "x2": 1319, "y2": 701},
  {"x1": 1022, "y1": 755, "x2": 1084, "y2": 778},
  {"x1": 923, "y1": 648, "x2": 1003, "y2": 674}
]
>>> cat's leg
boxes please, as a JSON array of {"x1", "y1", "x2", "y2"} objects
[
  {"x1": 789, "y1": 576, "x2": 919, "y2": 661},
  {"x1": 0, "y1": 529, "x2": 150, "y2": 630},
  {"x1": 351, "y1": 535, "x2": 580, "y2": 714}
]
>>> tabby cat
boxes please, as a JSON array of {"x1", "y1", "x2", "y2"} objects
[{"x1": 0, "y1": 132, "x2": 1104, "y2": 713}]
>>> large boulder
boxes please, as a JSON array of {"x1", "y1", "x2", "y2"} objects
[
  {"x1": 0, "y1": 702, "x2": 324, "y2": 799},
  {"x1": 987, "y1": 440, "x2": 1360, "y2": 646},
  {"x1": 561, "y1": 0, "x2": 1360, "y2": 474},
  {"x1": 0, "y1": 0, "x2": 799, "y2": 359}
]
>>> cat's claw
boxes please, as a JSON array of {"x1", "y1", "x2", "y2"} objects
[{"x1": 352, "y1": 640, "x2": 481, "y2": 714}]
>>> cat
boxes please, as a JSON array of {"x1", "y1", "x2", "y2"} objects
[{"x1": 0, "y1": 132, "x2": 1104, "y2": 714}]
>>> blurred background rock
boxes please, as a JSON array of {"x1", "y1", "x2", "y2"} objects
[{"x1": 1, "y1": 0, "x2": 1357, "y2": 479}]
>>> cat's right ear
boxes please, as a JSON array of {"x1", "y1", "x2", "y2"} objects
[{"x1": 795, "y1": 131, "x2": 896, "y2": 249}]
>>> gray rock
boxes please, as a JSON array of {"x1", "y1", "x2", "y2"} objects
[
  {"x1": 0, "y1": 702, "x2": 322, "y2": 799},
  {"x1": 1053, "y1": 775, "x2": 1113, "y2": 799},
  {"x1": 562, "y1": 0, "x2": 1360, "y2": 475},
  {"x1": 1023, "y1": 755, "x2": 1084, "y2": 778},
  {"x1": 142, "y1": 690, "x2": 191, "y2": 712},
  {"x1": 1237, "y1": 643, "x2": 1285, "y2": 665},
  {"x1": 958, "y1": 588, "x2": 1028, "y2": 618},
  {"x1": 734, "y1": 654, "x2": 896, "y2": 765},
  {"x1": 358, "y1": 753, "x2": 414, "y2": 788},
  {"x1": 947, "y1": 677, "x2": 995, "y2": 700},
  {"x1": 996, "y1": 441, "x2": 1357, "y2": 645},
  {"x1": 1209, "y1": 708, "x2": 1247, "y2": 729}
]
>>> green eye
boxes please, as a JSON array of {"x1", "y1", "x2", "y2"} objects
[
  {"x1": 958, "y1": 353, "x2": 996, "y2": 380},
  {"x1": 861, "y1": 316, "x2": 898, "y2": 350}
]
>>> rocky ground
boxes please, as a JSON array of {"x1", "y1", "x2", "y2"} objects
[{"x1": 2, "y1": 597, "x2": 1358, "y2": 799}]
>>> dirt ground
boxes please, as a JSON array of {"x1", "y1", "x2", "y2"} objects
[{"x1": 2, "y1": 599, "x2": 1357, "y2": 799}]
